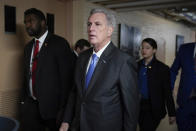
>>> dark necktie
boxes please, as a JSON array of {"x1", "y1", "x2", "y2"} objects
[
  {"x1": 32, "y1": 40, "x2": 39, "y2": 97},
  {"x1": 85, "y1": 54, "x2": 98, "y2": 89}
]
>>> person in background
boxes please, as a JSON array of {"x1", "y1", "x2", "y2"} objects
[
  {"x1": 138, "y1": 38, "x2": 176, "y2": 131},
  {"x1": 20, "y1": 8, "x2": 75, "y2": 131},
  {"x1": 170, "y1": 42, "x2": 196, "y2": 131},
  {"x1": 59, "y1": 8, "x2": 139, "y2": 131},
  {"x1": 74, "y1": 39, "x2": 91, "y2": 56}
]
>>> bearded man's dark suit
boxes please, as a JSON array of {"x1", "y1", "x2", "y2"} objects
[
  {"x1": 63, "y1": 42, "x2": 140, "y2": 131},
  {"x1": 21, "y1": 32, "x2": 75, "y2": 130}
]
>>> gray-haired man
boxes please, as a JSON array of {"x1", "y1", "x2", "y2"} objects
[{"x1": 60, "y1": 8, "x2": 139, "y2": 131}]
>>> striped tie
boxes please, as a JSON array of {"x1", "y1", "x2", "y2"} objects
[{"x1": 32, "y1": 40, "x2": 39, "y2": 97}]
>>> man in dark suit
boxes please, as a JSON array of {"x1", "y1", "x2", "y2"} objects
[
  {"x1": 170, "y1": 42, "x2": 196, "y2": 131},
  {"x1": 74, "y1": 39, "x2": 91, "y2": 57},
  {"x1": 20, "y1": 8, "x2": 75, "y2": 131},
  {"x1": 60, "y1": 8, "x2": 139, "y2": 131}
]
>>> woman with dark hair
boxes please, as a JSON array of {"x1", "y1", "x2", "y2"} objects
[{"x1": 138, "y1": 38, "x2": 176, "y2": 131}]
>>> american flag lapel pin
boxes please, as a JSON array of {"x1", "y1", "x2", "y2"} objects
[{"x1": 44, "y1": 43, "x2": 48, "y2": 47}]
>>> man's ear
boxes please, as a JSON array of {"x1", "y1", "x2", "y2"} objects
[
  {"x1": 41, "y1": 20, "x2": 46, "y2": 27},
  {"x1": 107, "y1": 26, "x2": 113, "y2": 36}
]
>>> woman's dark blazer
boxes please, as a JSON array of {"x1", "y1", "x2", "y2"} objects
[{"x1": 138, "y1": 57, "x2": 176, "y2": 119}]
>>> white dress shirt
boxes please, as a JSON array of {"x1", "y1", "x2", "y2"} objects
[
  {"x1": 86, "y1": 41, "x2": 111, "y2": 74},
  {"x1": 29, "y1": 30, "x2": 48, "y2": 99}
]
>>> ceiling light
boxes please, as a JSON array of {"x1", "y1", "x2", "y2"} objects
[
  {"x1": 182, "y1": 8, "x2": 188, "y2": 12},
  {"x1": 179, "y1": 13, "x2": 184, "y2": 16},
  {"x1": 193, "y1": 15, "x2": 196, "y2": 20},
  {"x1": 187, "y1": 12, "x2": 193, "y2": 16}
]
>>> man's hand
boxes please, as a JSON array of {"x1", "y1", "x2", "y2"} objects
[
  {"x1": 59, "y1": 122, "x2": 69, "y2": 131},
  {"x1": 169, "y1": 116, "x2": 176, "y2": 125}
]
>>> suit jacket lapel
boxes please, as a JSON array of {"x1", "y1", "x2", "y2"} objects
[
  {"x1": 183, "y1": 43, "x2": 195, "y2": 68},
  {"x1": 26, "y1": 40, "x2": 34, "y2": 80},
  {"x1": 36, "y1": 32, "x2": 52, "y2": 73},
  {"x1": 26, "y1": 40, "x2": 34, "y2": 65},
  {"x1": 190, "y1": 43, "x2": 196, "y2": 71},
  {"x1": 85, "y1": 42, "x2": 115, "y2": 96},
  {"x1": 80, "y1": 48, "x2": 93, "y2": 95},
  {"x1": 190, "y1": 43, "x2": 195, "y2": 62}
]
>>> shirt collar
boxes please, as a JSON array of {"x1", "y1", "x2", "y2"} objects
[
  {"x1": 142, "y1": 56, "x2": 154, "y2": 66},
  {"x1": 93, "y1": 41, "x2": 111, "y2": 58},
  {"x1": 35, "y1": 30, "x2": 48, "y2": 43},
  {"x1": 74, "y1": 50, "x2": 78, "y2": 56}
]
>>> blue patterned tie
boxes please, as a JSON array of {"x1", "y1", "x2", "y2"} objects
[{"x1": 85, "y1": 54, "x2": 98, "y2": 89}]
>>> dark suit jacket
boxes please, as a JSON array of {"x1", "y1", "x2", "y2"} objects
[
  {"x1": 170, "y1": 42, "x2": 196, "y2": 107},
  {"x1": 22, "y1": 32, "x2": 75, "y2": 120},
  {"x1": 138, "y1": 57, "x2": 176, "y2": 119},
  {"x1": 63, "y1": 42, "x2": 140, "y2": 131}
]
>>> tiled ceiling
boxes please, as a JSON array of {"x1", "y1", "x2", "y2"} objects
[{"x1": 88, "y1": 0, "x2": 196, "y2": 29}]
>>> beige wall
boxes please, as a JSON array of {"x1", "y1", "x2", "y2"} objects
[
  {"x1": 0, "y1": 0, "x2": 73, "y2": 118},
  {"x1": 72, "y1": 0, "x2": 85, "y2": 46}
]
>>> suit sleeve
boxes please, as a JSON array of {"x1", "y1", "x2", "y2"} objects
[
  {"x1": 63, "y1": 85, "x2": 77, "y2": 124},
  {"x1": 163, "y1": 66, "x2": 176, "y2": 117},
  {"x1": 56, "y1": 39, "x2": 76, "y2": 109},
  {"x1": 20, "y1": 46, "x2": 29, "y2": 102},
  {"x1": 170, "y1": 46, "x2": 182, "y2": 90},
  {"x1": 119, "y1": 56, "x2": 140, "y2": 131}
]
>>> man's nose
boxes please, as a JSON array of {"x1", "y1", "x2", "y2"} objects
[
  {"x1": 25, "y1": 22, "x2": 31, "y2": 28},
  {"x1": 89, "y1": 24, "x2": 95, "y2": 31}
]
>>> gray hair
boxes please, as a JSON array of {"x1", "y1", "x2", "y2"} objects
[{"x1": 89, "y1": 8, "x2": 116, "y2": 28}]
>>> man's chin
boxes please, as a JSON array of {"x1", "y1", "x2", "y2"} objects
[
  {"x1": 27, "y1": 31, "x2": 35, "y2": 37},
  {"x1": 89, "y1": 40, "x2": 97, "y2": 45},
  {"x1": 28, "y1": 34, "x2": 34, "y2": 37}
]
